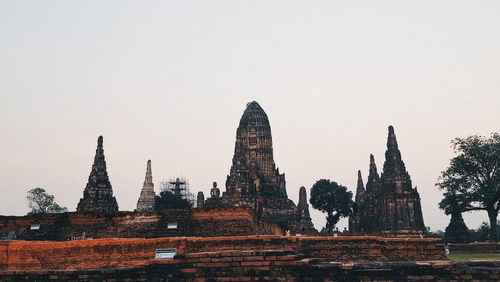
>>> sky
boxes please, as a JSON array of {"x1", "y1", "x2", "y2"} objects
[{"x1": 0, "y1": 1, "x2": 499, "y2": 232}]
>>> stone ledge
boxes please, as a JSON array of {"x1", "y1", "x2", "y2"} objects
[
  {"x1": 0, "y1": 235, "x2": 445, "y2": 271},
  {"x1": 1, "y1": 260, "x2": 499, "y2": 281}
]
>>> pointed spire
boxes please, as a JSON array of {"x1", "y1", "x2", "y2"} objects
[
  {"x1": 77, "y1": 136, "x2": 119, "y2": 212},
  {"x1": 370, "y1": 154, "x2": 377, "y2": 174},
  {"x1": 88, "y1": 135, "x2": 111, "y2": 189},
  {"x1": 366, "y1": 154, "x2": 380, "y2": 192},
  {"x1": 387, "y1": 126, "x2": 398, "y2": 151},
  {"x1": 354, "y1": 170, "x2": 366, "y2": 203},
  {"x1": 136, "y1": 159, "x2": 156, "y2": 212},
  {"x1": 94, "y1": 135, "x2": 105, "y2": 164},
  {"x1": 298, "y1": 186, "x2": 307, "y2": 207},
  {"x1": 297, "y1": 186, "x2": 310, "y2": 217},
  {"x1": 357, "y1": 170, "x2": 365, "y2": 194},
  {"x1": 382, "y1": 125, "x2": 407, "y2": 177},
  {"x1": 369, "y1": 154, "x2": 378, "y2": 177},
  {"x1": 97, "y1": 135, "x2": 103, "y2": 147},
  {"x1": 145, "y1": 159, "x2": 152, "y2": 184}
]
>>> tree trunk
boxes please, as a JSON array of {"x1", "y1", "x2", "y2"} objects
[{"x1": 487, "y1": 209, "x2": 498, "y2": 241}]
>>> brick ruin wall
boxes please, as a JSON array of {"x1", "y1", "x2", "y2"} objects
[
  {"x1": 448, "y1": 242, "x2": 500, "y2": 254},
  {"x1": 0, "y1": 208, "x2": 281, "y2": 241},
  {"x1": 2, "y1": 256, "x2": 498, "y2": 281},
  {"x1": 0, "y1": 236, "x2": 445, "y2": 271},
  {"x1": 1, "y1": 237, "x2": 498, "y2": 281},
  {"x1": 190, "y1": 209, "x2": 282, "y2": 237}
]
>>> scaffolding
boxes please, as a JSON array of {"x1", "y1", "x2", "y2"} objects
[{"x1": 160, "y1": 177, "x2": 194, "y2": 204}]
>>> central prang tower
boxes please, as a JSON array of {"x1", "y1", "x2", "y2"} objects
[
  {"x1": 200, "y1": 101, "x2": 316, "y2": 234},
  {"x1": 225, "y1": 101, "x2": 287, "y2": 199}
]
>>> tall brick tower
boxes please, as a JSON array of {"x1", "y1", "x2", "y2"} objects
[
  {"x1": 76, "y1": 136, "x2": 119, "y2": 212},
  {"x1": 377, "y1": 126, "x2": 426, "y2": 236},
  {"x1": 136, "y1": 160, "x2": 156, "y2": 212},
  {"x1": 225, "y1": 101, "x2": 286, "y2": 198},
  {"x1": 351, "y1": 126, "x2": 426, "y2": 237},
  {"x1": 203, "y1": 101, "x2": 316, "y2": 234}
]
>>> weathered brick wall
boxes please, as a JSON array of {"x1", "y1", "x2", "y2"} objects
[
  {"x1": 448, "y1": 242, "x2": 500, "y2": 254},
  {"x1": 0, "y1": 236, "x2": 445, "y2": 271},
  {"x1": 0, "y1": 241, "x2": 7, "y2": 270},
  {"x1": 0, "y1": 208, "x2": 279, "y2": 241},
  {"x1": 0, "y1": 251, "x2": 498, "y2": 281},
  {"x1": 0, "y1": 211, "x2": 190, "y2": 240},
  {"x1": 191, "y1": 209, "x2": 282, "y2": 237}
]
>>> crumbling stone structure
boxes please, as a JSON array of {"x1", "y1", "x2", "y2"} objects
[
  {"x1": 350, "y1": 126, "x2": 426, "y2": 237},
  {"x1": 225, "y1": 101, "x2": 286, "y2": 199},
  {"x1": 0, "y1": 208, "x2": 281, "y2": 241},
  {"x1": 296, "y1": 186, "x2": 316, "y2": 234},
  {"x1": 203, "y1": 102, "x2": 317, "y2": 235},
  {"x1": 348, "y1": 171, "x2": 365, "y2": 232},
  {"x1": 444, "y1": 212, "x2": 470, "y2": 243},
  {"x1": 136, "y1": 160, "x2": 156, "y2": 212},
  {"x1": 76, "y1": 136, "x2": 119, "y2": 212},
  {"x1": 3, "y1": 257, "x2": 497, "y2": 281},
  {"x1": 0, "y1": 236, "x2": 446, "y2": 272}
]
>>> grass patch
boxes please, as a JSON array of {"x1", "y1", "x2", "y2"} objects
[{"x1": 447, "y1": 253, "x2": 500, "y2": 260}]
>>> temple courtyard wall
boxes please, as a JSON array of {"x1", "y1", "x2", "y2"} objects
[
  {"x1": 447, "y1": 242, "x2": 500, "y2": 254},
  {"x1": 2, "y1": 236, "x2": 500, "y2": 281},
  {"x1": 1, "y1": 258, "x2": 499, "y2": 281},
  {"x1": 0, "y1": 208, "x2": 281, "y2": 241},
  {"x1": 0, "y1": 236, "x2": 444, "y2": 271}
]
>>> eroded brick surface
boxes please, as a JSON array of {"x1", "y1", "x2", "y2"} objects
[
  {"x1": 0, "y1": 208, "x2": 282, "y2": 241},
  {"x1": 0, "y1": 236, "x2": 446, "y2": 272},
  {"x1": 0, "y1": 253, "x2": 498, "y2": 281}
]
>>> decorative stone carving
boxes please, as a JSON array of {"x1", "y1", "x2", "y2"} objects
[
  {"x1": 76, "y1": 136, "x2": 119, "y2": 212},
  {"x1": 210, "y1": 182, "x2": 220, "y2": 198}
]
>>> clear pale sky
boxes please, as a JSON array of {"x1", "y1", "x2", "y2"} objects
[{"x1": 1, "y1": 1, "x2": 499, "y2": 232}]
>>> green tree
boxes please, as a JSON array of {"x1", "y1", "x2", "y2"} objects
[
  {"x1": 426, "y1": 228, "x2": 445, "y2": 240},
  {"x1": 309, "y1": 179, "x2": 353, "y2": 233},
  {"x1": 436, "y1": 133, "x2": 500, "y2": 241},
  {"x1": 154, "y1": 190, "x2": 193, "y2": 210},
  {"x1": 26, "y1": 188, "x2": 67, "y2": 214},
  {"x1": 470, "y1": 222, "x2": 500, "y2": 242}
]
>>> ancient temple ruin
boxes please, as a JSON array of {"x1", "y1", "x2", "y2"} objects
[
  {"x1": 348, "y1": 171, "x2": 365, "y2": 232},
  {"x1": 225, "y1": 101, "x2": 286, "y2": 199},
  {"x1": 135, "y1": 160, "x2": 156, "y2": 212},
  {"x1": 76, "y1": 136, "x2": 119, "y2": 212},
  {"x1": 350, "y1": 126, "x2": 426, "y2": 237},
  {"x1": 444, "y1": 212, "x2": 470, "y2": 243},
  {"x1": 296, "y1": 186, "x2": 316, "y2": 234},
  {"x1": 202, "y1": 101, "x2": 317, "y2": 234}
]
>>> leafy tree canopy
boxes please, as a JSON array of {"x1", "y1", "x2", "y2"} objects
[
  {"x1": 437, "y1": 133, "x2": 500, "y2": 241},
  {"x1": 26, "y1": 188, "x2": 67, "y2": 214},
  {"x1": 309, "y1": 179, "x2": 353, "y2": 233},
  {"x1": 154, "y1": 190, "x2": 193, "y2": 210}
]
